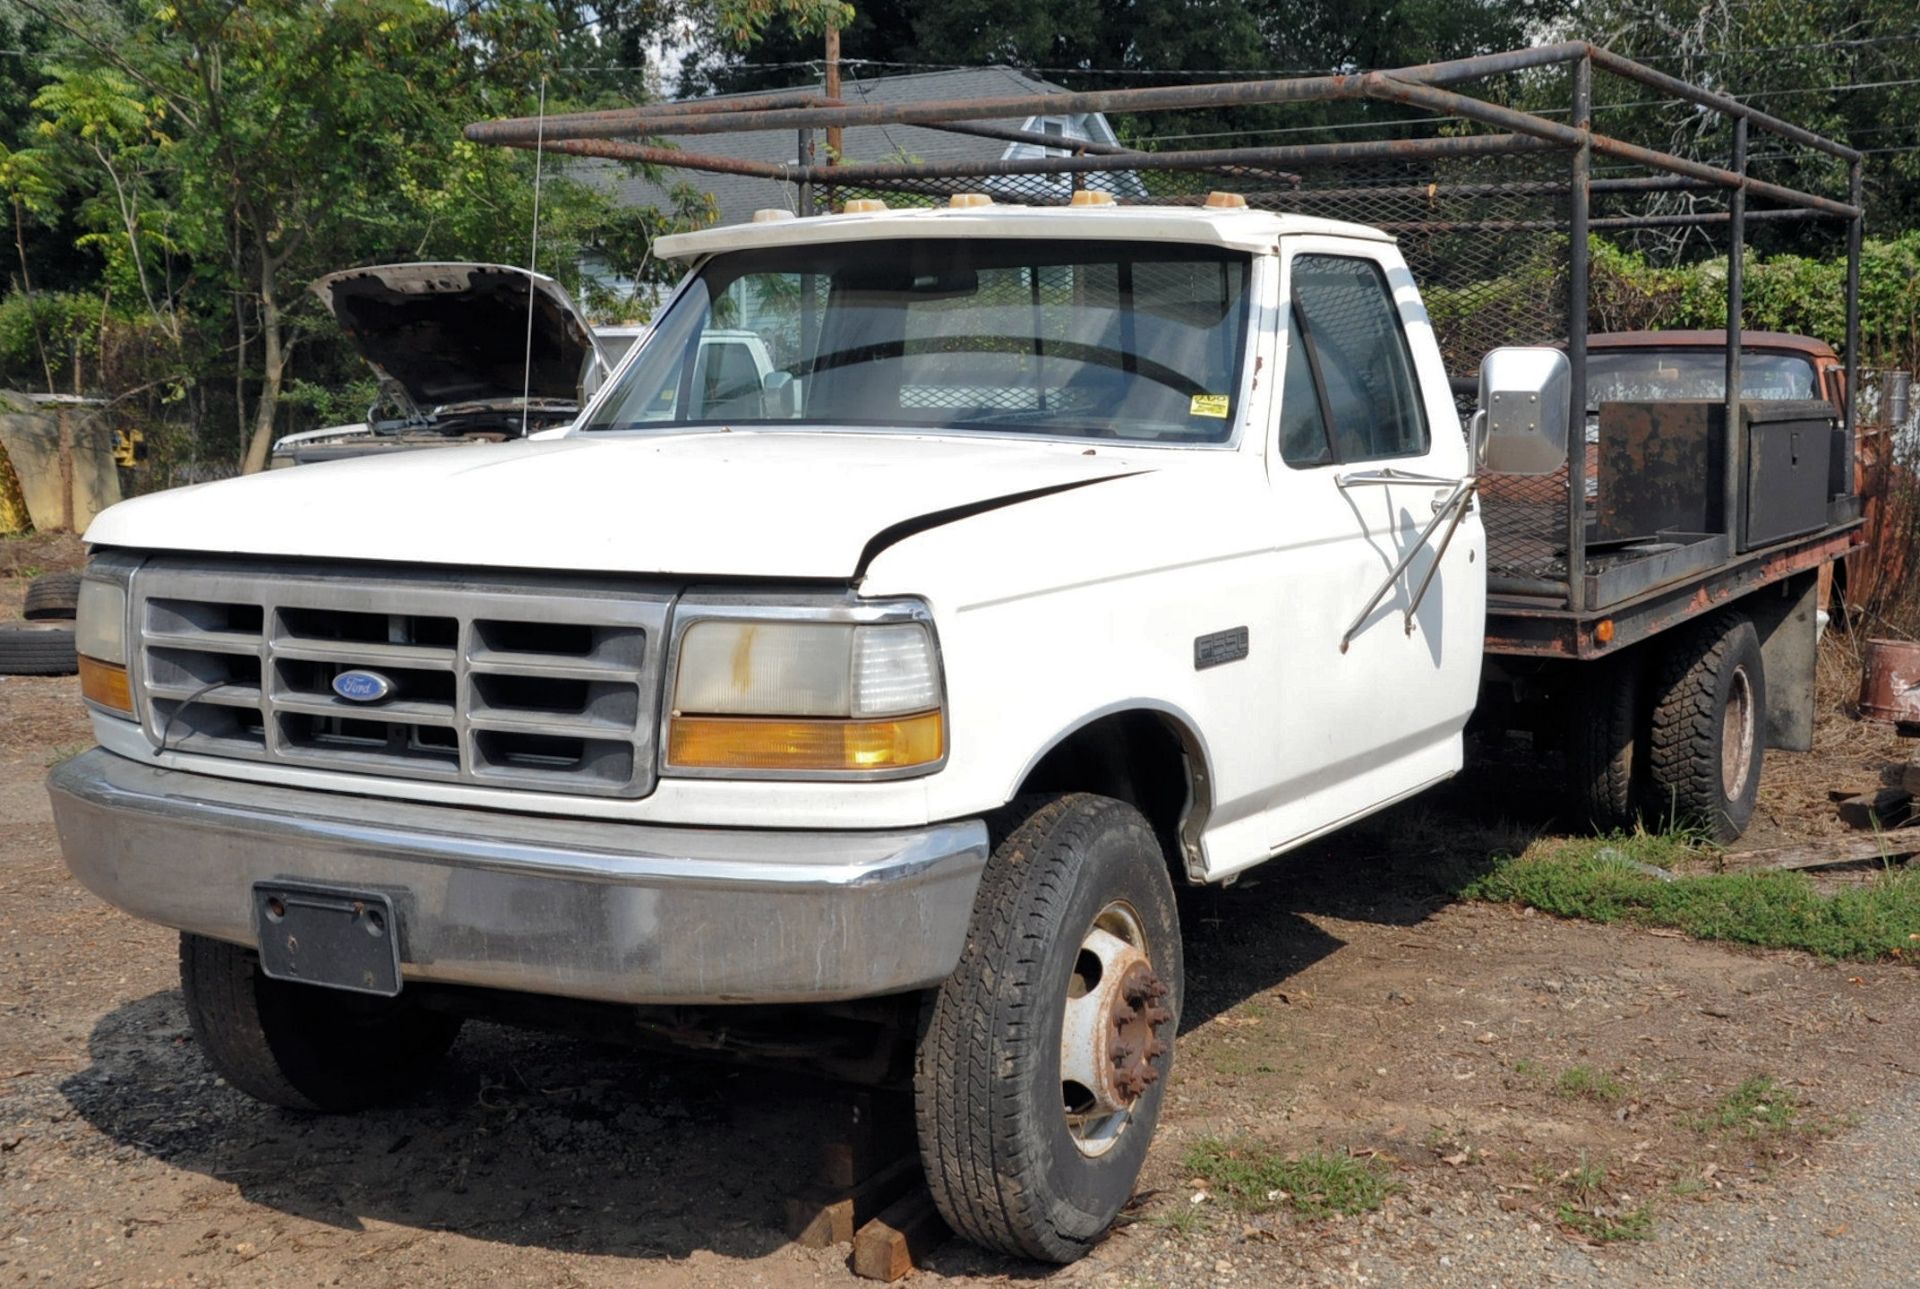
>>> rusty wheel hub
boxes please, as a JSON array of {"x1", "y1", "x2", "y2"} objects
[
  {"x1": 1060, "y1": 904, "x2": 1174, "y2": 1157},
  {"x1": 1106, "y1": 961, "x2": 1174, "y2": 1103}
]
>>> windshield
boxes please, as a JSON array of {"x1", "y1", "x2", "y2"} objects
[
  {"x1": 582, "y1": 239, "x2": 1253, "y2": 443},
  {"x1": 1586, "y1": 348, "x2": 1821, "y2": 404}
]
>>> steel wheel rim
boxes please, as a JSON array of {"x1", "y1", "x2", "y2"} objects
[
  {"x1": 1058, "y1": 901, "x2": 1170, "y2": 1158},
  {"x1": 1721, "y1": 666, "x2": 1755, "y2": 800}
]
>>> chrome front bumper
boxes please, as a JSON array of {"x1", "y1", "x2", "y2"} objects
[{"x1": 49, "y1": 749, "x2": 989, "y2": 1005}]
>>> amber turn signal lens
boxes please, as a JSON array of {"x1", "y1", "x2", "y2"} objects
[
  {"x1": 1595, "y1": 618, "x2": 1616, "y2": 644},
  {"x1": 667, "y1": 711, "x2": 943, "y2": 772},
  {"x1": 78, "y1": 655, "x2": 133, "y2": 714}
]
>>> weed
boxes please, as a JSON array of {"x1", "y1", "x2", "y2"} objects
[
  {"x1": 1557, "y1": 1202, "x2": 1654, "y2": 1243},
  {"x1": 1689, "y1": 1076, "x2": 1801, "y2": 1136},
  {"x1": 1555, "y1": 1064, "x2": 1626, "y2": 1104},
  {"x1": 1135, "y1": 1202, "x2": 1209, "y2": 1238},
  {"x1": 1459, "y1": 830, "x2": 1920, "y2": 961},
  {"x1": 1667, "y1": 1176, "x2": 1710, "y2": 1200},
  {"x1": 42, "y1": 742, "x2": 88, "y2": 769},
  {"x1": 1512, "y1": 1058, "x2": 1544, "y2": 1078},
  {"x1": 1566, "y1": 1156, "x2": 1606, "y2": 1198},
  {"x1": 1185, "y1": 1138, "x2": 1399, "y2": 1220}
]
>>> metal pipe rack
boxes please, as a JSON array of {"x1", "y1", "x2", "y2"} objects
[{"x1": 465, "y1": 41, "x2": 1864, "y2": 637}]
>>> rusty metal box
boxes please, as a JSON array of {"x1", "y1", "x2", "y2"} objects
[
  {"x1": 1594, "y1": 399, "x2": 1834, "y2": 552},
  {"x1": 1594, "y1": 400, "x2": 1725, "y2": 543}
]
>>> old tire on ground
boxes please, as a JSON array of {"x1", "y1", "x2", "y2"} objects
[
  {"x1": 0, "y1": 620, "x2": 78, "y2": 675},
  {"x1": 179, "y1": 932, "x2": 462, "y2": 1112},
  {"x1": 915, "y1": 793, "x2": 1182, "y2": 1263},
  {"x1": 1564, "y1": 656, "x2": 1643, "y2": 832},
  {"x1": 22, "y1": 571, "x2": 82, "y2": 620},
  {"x1": 1644, "y1": 611, "x2": 1765, "y2": 843}
]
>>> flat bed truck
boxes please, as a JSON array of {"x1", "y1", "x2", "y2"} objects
[{"x1": 51, "y1": 43, "x2": 1864, "y2": 1264}]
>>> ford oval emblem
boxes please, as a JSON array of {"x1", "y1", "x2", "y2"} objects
[{"x1": 332, "y1": 669, "x2": 395, "y2": 704}]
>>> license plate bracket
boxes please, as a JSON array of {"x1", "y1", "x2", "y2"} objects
[{"x1": 253, "y1": 882, "x2": 402, "y2": 997}]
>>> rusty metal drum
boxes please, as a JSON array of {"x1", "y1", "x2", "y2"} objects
[{"x1": 1858, "y1": 638, "x2": 1920, "y2": 723}]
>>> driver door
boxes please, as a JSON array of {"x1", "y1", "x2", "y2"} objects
[{"x1": 1257, "y1": 242, "x2": 1486, "y2": 851}]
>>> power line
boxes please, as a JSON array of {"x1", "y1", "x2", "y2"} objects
[{"x1": 670, "y1": 33, "x2": 1920, "y2": 81}]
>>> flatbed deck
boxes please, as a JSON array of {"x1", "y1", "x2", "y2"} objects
[{"x1": 1484, "y1": 515, "x2": 1861, "y2": 658}]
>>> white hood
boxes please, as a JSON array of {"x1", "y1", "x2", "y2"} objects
[{"x1": 86, "y1": 431, "x2": 1149, "y2": 580}]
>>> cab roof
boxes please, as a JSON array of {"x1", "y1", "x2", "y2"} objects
[
  {"x1": 652, "y1": 202, "x2": 1393, "y2": 259},
  {"x1": 1586, "y1": 329, "x2": 1839, "y2": 359}
]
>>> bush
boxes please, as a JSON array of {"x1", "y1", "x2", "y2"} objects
[{"x1": 0, "y1": 290, "x2": 101, "y2": 391}]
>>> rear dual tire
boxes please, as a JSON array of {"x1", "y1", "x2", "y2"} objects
[
  {"x1": 1564, "y1": 654, "x2": 1643, "y2": 832},
  {"x1": 1562, "y1": 611, "x2": 1765, "y2": 843},
  {"x1": 1645, "y1": 611, "x2": 1764, "y2": 843}
]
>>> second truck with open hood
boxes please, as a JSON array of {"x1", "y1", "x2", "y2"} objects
[{"x1": 271, "y1": 262, "x2": 609, "y2": 466}]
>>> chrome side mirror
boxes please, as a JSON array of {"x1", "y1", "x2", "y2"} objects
[
  {"x1": 578, "y1": 348, "x2": 613, "y2": 404},
  {"x1": 1476, "y1": 347, "x2": 1571, "y2": 475},
  {"x1": 762, "y1": 370, "x2": 798, "y2": 418}
]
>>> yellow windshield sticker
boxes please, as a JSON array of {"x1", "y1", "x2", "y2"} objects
[{"x1": 1189, "y1": 394, "x2": 1230, "y2": 419}]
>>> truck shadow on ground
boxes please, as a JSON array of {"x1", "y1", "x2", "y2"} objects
[
  {"x1": 1179, "y1": 739, "x2": 1565, "y2": 1030},
  {"x1": 56, "y1": 752, "x2": 1561, "y2": 1267}
]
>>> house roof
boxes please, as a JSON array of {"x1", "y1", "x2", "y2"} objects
[{"x1": 598, "y1": 67, "x2": 1119, "y2": 227}]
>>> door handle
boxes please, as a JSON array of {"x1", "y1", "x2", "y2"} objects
[
  {"x1": 1340, "y1": 477, "x2": 1477, "y2": 653},
  {"x1": 1336, "y1": 467, "x2": 1460, "y2": 489}
]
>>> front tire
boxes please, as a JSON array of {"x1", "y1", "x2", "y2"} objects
[
  {"x1": 915, "y1": 794, "x2": 1182, "y2": 1263},
  {"x1": 1644, "y1": 611, "x2": 1765, "y2": 842},
  {"x1": 179, "y1": 933, "x2": 462, "y2": 1112}
]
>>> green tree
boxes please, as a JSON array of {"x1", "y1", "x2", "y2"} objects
[
  {"x1": 0, "y1": 138, "x2": 62, "y2": 390},
  {"x1": 25, "y1": 0, "x2": 623, "y2": 470},
  {"x1": 1570, "y1": 0, "x2": 1920, "y2": 236},
  {"x1": 680, "y1": 0, "x2": 1568, "y2": 135}
]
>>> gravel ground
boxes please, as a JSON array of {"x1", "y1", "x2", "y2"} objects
[{"x1": 4, "y1": 614, "x2": 1920, "y2": 1287}]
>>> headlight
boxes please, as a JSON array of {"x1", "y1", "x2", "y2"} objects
[
  {"x1": 75, "y1": 576, "x2": 133, "y2": 715},
  {"x1": 664, "y1": 604, "x2": 944, "y2": 776}
]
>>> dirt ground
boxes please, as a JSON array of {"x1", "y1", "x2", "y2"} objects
[{"x1": 4, "y1": 571, "x2": 1920, "y2": 1287}]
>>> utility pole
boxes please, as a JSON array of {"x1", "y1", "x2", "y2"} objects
[{"x1": 824, "y1": 25, "x2": 843, "y2": 165}]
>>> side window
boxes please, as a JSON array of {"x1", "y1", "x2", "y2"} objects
[
  {"x1": 1280, "y1": 254, "x2": 1429, "y2": 466},
  {"x1": 1278, "y1": 308, "x2": 1331, "y2": 467}
]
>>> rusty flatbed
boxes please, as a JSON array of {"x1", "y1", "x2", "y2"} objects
[{"x1": 1485, "y1": 516, "x2": 1862, "y2": 659}]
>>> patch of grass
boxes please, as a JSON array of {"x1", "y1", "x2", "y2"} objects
[
  {"x1": 1185, "y1": 1138, "x2": 1399, "y2": 1220},
  {"x1": 1567, "y1": 1156, "x2": 1607, "y2": 1196},
  {"x1": 1552, "y1": 1156, "x2": 1654, "y2": 1243},
  {"x1": 1458, "y1": 830, "x2": 1920, "y2": 961},
  {"x1": 1207, "y1": 1047, "x2": 1278, "y2": 1077},
  {"x1": 1136, "y1": 1201, "x2": 1210, "y2": 1238},
  {"x1": 42, "y1": 741, "x2": 89, "y2": 769},
  {"x1": 1557, "y1": 1202, "x2": 1654, "y2": 1243},
  {"x1": 1555, "y1": 1064, "x2": 1626, "y2": 1104},
  {"x1": 1689, "y1": 1076, "x2": 1801, "y2": 1136},
  {"x1": 1667, "y1": 1176, "x2": 1710, "y2": 1200},
  {"x1": 1512, "y1": 1058, "x2": 1544, "y2": 1078}
]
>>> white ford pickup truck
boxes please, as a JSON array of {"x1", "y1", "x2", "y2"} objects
[{"x1": 49, "y1": 198, "x2": 1839, "y2": 1262}]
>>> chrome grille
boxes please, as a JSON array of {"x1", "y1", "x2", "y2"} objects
[{"x1": 131, "y1": 559, "x2": 672, "y2": 797}]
